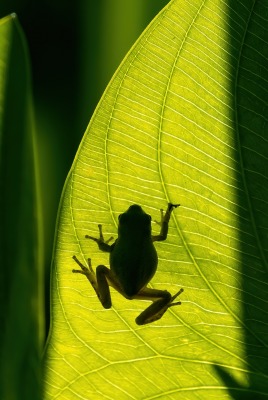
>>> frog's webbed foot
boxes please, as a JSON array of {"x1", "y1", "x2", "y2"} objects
[
  {"x1": 168, "y1": 288, "x2": 184, "y2": 308},
  {"x1": 72, "y1": 256, "x2": 99, "y2": 299},
  {"x1": 154, "y1": 202, "x2": 180, "y2": 223},
  {"x1": 86, "y1": 224, "x2": 114, "y2": 252},
  {"x1": 73, "y1": 255, "x2": 115, "y2": 308},
  {"x1": 135, "y1": 287, "x2": 184, "y2": 325}
]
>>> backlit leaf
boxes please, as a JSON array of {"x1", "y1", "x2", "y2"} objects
[{"x1": 44, "y1": 0, "x2": 268, "y2": 398}]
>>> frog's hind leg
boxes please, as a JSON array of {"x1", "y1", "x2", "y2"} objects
[
  {"x1": 72, "y1": 256, "x2": 121, "y2": 310},
  {"x1": 134, "y1": 287, "x2": 184, "y2": 325}
]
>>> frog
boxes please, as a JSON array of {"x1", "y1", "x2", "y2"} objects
[{"x1": 72, "y1": 203, "x2": 183, "y2": 325}]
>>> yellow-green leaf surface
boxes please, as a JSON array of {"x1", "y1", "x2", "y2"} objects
[{"x1": 44, "y1": 0, "x2": 268, "y2": 398}]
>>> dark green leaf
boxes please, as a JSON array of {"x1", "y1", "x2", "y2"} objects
[{"x1": 0, "y1": 14, "x2": 44, "y2": 400}]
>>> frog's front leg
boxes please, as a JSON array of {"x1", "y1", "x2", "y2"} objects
[
  {"x1": 152, "y1": 203, "x2": 180, "y2": 242},
  {"x1": 134, "y1": 287, "x2": 184, "y2": 325},
  {"x1": 85, "y1": 224, "x2": 114, "y2": 252},
  {"x1": 72, "y1": 256, "x2": 120, "y2": 309}
]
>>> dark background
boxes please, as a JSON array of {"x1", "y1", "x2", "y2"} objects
[{"x1": 0, "y1": 0, "x2": 169, "y2": 334}]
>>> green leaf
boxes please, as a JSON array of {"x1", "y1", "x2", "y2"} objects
[
  {"x1": 44, "y1": 0, "x2": 268, "y2": 398},
  {"x1": 0, "y1": 14, "x2": 44, "y2": 400}
]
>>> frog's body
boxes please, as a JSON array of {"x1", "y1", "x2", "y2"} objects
[
  {"x1": 72, "y1": 203, "x2": 183, "y2": 325},
  {"x1": 110, "y1": 205, "x2": 157, "y2": 297}
]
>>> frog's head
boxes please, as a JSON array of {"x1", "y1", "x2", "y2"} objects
[{"x1": 118, "y1": 204, "x2": 152, "y2": 238}]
